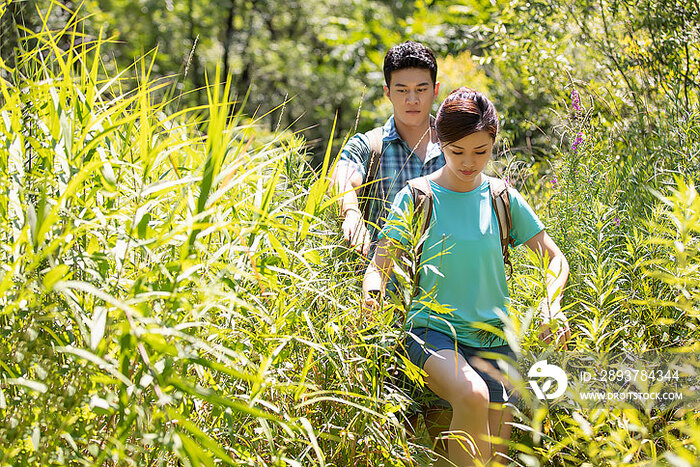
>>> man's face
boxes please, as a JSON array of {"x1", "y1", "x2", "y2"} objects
[{"x1": 384, "y1": 68, "x2": 439, "y2": 129}]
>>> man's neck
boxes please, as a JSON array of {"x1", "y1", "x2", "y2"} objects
[{"x1": 394, "y1": 118, "x2": 435, "y2": 162}]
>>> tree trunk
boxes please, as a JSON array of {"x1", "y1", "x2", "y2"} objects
[
  {"x1": 187, "y1": 0, "x2": 203, "y2": 94},
  {"x1": 222, "y1": 0, "x2": 236, "y2": 83}
]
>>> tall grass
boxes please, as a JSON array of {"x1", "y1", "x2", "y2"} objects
[
  {"x1": 1, "y1": 3, "x2": 698, "y2": 467},
  {"x1": 502, "y1": 80, "x2": 699, "y2": 465},
  {"x1": 0, "y1": 7, "x2": 422, "y2": 466}
]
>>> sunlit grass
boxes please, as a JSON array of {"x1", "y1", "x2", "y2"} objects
[{"x1": 0, "y1": 2, "x2": 698, "y2": 466}]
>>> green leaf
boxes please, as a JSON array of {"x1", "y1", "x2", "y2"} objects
[
  {"x1": 43, "y1": 264, "x2": 70, "y2": 290},
  {"x1": 7, "y1": 378, "x2": 48, "y2": 394},
  {"x1": 167, "y1": 408, "x2": 236, "y2": 465},
  {"x1": 268, "y1": 233, "x2": 289, "y2": 267},
  {"x1": 142, "y1": 333, "x2": 178, "y2": 356},
  {"x1": 303, "y1": 249, "x2": 321, "y2": 265},
  {"x1": 167, "y1": 378, "x2": 281, "y2": 422},
  {"x1": 89, "y1": 395, "x2": 113, "y2": 416},
  {"x1": 299, "y1": 417, "x2": 325, "y2": 467},
  {"x1": 177, "y1": 431, "x2": 216, "y2": 467},
  {"x1": 137, "y1": 212, "x2": 151, "y2": 239},
  {"x1": 300, "y1": 113, "x2": 337, "y2": 240},
  {"x1": 31, "y1": 426, "x2": 41, "y2": 451},
  {"x1": 55, "y1": 346, "x2": 132, "y2": 386},
  {"x1": 90, "y1": 307, "x2": 107, "y2": 350}
]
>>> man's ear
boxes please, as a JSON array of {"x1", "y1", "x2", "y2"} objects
[
  {"x1": 383, "y1": 84, "x2": 390, "y2": 99},
  {"x1": 433, "y1": 81, "x2": 440, "y2": 98}
]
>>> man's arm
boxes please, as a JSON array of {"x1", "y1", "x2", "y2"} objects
[
  {"x1": 330, "y1": 162, "x2": 363, "y2": 216},
  {"x1": 329, "y1": 153, "x2": 372, "y2": 256}
]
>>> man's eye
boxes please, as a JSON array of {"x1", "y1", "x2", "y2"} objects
[
  {"x1": 417, "y1": 88, "x2": 427, "y2": 93},
  {"x1": 452, "y1": 151, "x2": 463, "y2": 155}
]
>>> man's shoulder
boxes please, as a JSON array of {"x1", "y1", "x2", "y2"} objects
[
  {"x1": 340, "y1": 131, "x2": 371, "y2": 156},
  {"x1": 357, "y1": 115, "x2": 401, "y2": 140},
  {"x1": 340, "y1": 117, "x2": 392, "y2": 156}
]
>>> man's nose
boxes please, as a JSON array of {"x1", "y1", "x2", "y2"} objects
[{"x1": 406, "y1": 91, "x2": 419, "y2": 103}]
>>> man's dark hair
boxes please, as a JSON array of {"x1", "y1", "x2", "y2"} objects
[{"x1": 383, "y1": 41, "x2": 438, "y2": 86}]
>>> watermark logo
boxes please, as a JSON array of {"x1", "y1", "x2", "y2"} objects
[{"x1": 528, "y1": 360, "x2": 568, "y2": 400}]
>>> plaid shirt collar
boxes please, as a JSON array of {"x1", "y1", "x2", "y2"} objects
[{"x1": 382, "y1": 115, "x2": 441, "y2": 162}]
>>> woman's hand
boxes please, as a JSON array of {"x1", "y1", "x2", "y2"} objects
[
  {"x1": 524, "y1": 231, "x2": 571, "y2": 349},
  {"x1": 538, "y1": 299, "x2": 571, "y2": 348},
  {"x1": 356, "y1": 290, "x2": 382, "y2": 329},
  {"x1": 362, "y1": 290, "x2": 382, "y2": 311}
]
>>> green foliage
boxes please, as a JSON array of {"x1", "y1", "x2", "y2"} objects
[
  {"x1": 501, "y1": 4, "x2": 700, "y2": 458},
  {"x1": 9, "y1": 0, "x2": 438, "y2": 165},
  {"x1": 0, "y1": 15, "x2": 422, "y2": 466},
  {"x1": 1, "y1": 1, "x2": 698, "y2": 466}
]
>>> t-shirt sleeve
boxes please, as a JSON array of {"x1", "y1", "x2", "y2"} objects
[
  {"x1": 337, "y1": 133, "x2": 370, "y2": 179},
  {"x1": 377, "y1": 186, "x2": 413, "y2": 246},
  {"x1": 508, "y1": 187, "x2": 545, "y2": 247}
]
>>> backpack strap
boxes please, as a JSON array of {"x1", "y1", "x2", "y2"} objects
[
  {"x1": 489, "y1": 177, "x2": 515, "y2": 275},
  {"x1": 407, "y1": 177, "x2": 434, "y2": 297},
  {"x1": 360, "y1": 127, "x2": 384, "y2": 222}
]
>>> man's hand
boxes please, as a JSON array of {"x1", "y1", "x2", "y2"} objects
[
  {"x1": 342, "y1": 209, "x2": 371, "y2": 256},
  {"x1": 538, "y1": 300, "x2": 571, "y2": 349}
]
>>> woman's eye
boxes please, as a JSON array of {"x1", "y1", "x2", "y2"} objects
[
  {"x1": 452, "y1": 151, "x2": 463, "y2": 155},
  {"x1": 475, "y1": 151, "x2": 486, "y2": 155}
]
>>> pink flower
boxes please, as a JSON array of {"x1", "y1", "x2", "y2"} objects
[
  {"x1": 571, "y1": 89, "x2": 581, "y2": 112},
  {"x1": 572, "y1": 132, "x2": 584, "y2": 153}
]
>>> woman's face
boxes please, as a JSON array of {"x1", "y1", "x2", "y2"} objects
[{"x1": 441, "y1": 130, "x2": 494, "y2": 191}]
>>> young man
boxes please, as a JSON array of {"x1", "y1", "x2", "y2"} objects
[{"x1": 331, "y1": 41, "x2": 445, "y2": 256}]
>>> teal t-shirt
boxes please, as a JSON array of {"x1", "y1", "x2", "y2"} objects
[{"x1": 379, "y1": 177, "x2": 545, "y2": 347}]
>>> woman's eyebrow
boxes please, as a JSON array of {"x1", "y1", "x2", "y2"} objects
[{"x1": 452, "y1": 143, "x2": 488, "y2": 150}]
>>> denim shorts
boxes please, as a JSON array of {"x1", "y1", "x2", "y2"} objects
[{"x1": 405, "y1": 327, "x2": 516, "y2": 405}]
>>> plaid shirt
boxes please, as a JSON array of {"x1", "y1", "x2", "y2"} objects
[{"x1": 338, "y1": 116, "x2": 445, "y2": 241}]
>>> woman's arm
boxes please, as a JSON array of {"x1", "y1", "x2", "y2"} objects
[
  {"x1": 523, "y1": 230, "x2": 571, "y2": 347},
  {"x1": 362, "y1": 236, "x2": 395, "y2": 309}
]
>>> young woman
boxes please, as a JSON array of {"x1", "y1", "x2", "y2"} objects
[{"x1": 363, "y1": 87, "x2": 571, "y2": 466}]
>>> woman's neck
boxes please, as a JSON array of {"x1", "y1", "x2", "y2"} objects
[{"x1": 429, "y1": 169, "x2": 484, "y2": 193}]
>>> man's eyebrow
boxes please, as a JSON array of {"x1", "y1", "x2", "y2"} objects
[{"x1": 394, "y1": 81, "x2": 432, "y2": 87}]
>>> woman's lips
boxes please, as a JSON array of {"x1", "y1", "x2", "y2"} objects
[{"x1": 460, "y1": 169, "x2": 476, "y2": 176}]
